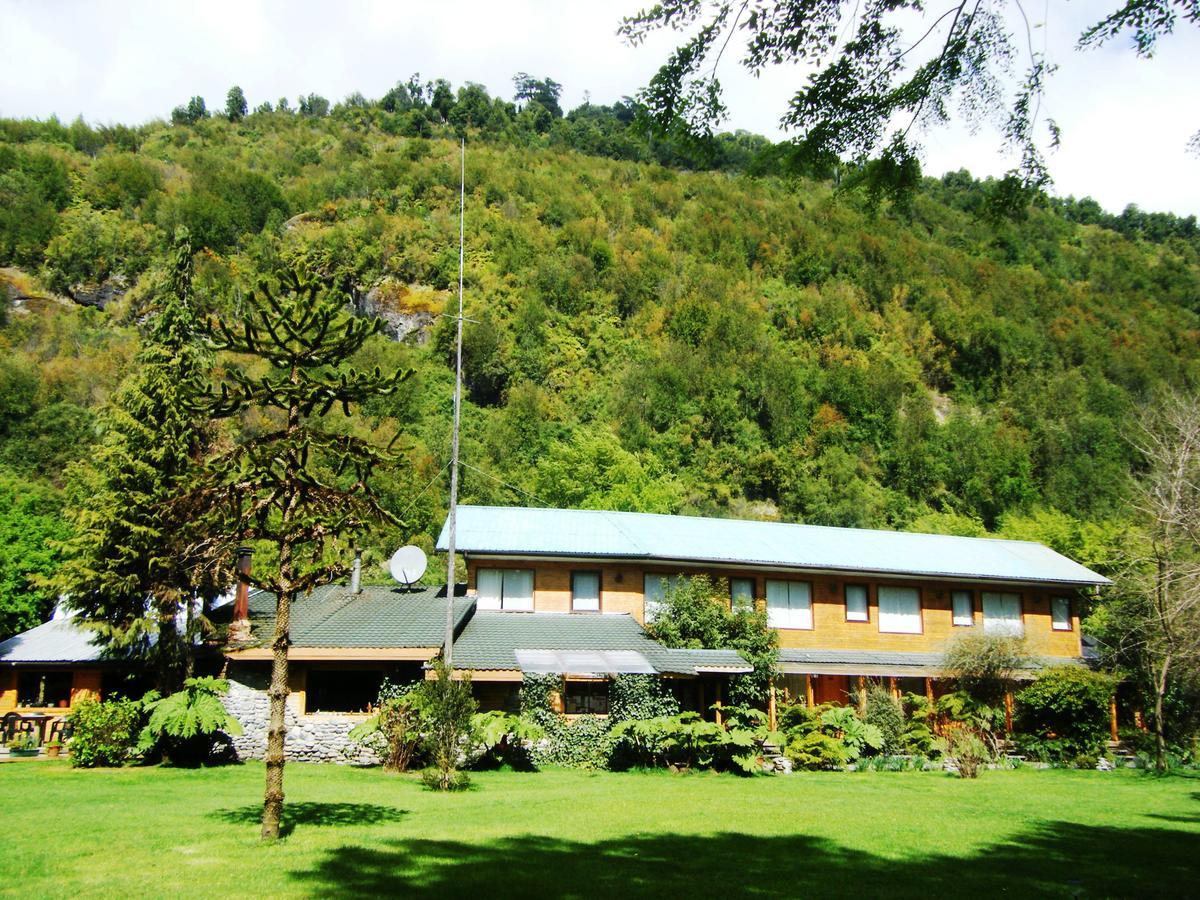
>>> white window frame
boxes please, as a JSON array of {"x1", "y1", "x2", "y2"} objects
[
  {"x1": 765, "y1": 580, "x2": 813, "y2": 630},
  {"x1": 475, "y1": 567, "x2": 534, "y2": 611},
  {"x1": 982, "y1": 591, "x2": 1024, "y2": 636},
  {"x1": 952, "y1": 590, "x2": 974, "y2": 627},
  {"x1": 1051, "y1": 596, "x2": 1072, "y2": 631},
  {"x1": 844, "y1": 584, "x2": 869, "y2": 623},
  {"x1": 877, "y1": 585, "x2": 922, "y2": 634},
  {"x1": 571, "y1": 571, "x2": 601, "y2": 613}
]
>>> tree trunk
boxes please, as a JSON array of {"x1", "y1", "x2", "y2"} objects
[
  {"x1": 183, "y1": 592, "x2": 196, "y2": 681},
  {"x1": 156, "y1": 597, "x2": 181, "y2": 694},
  {"x1": 1153, "y1": 654, "x2": 1171, "y2": 773},
  {"x1": 260, "y1": 579, "x2": 292, "y2": 840}
]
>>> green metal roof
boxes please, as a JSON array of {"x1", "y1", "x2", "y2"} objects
[
  {"x1": 450, "y1": 611, "x2": 749, "y2": 675},
  {"x1": 246, "y1": 583, "x2": 472, "y2": 648}
]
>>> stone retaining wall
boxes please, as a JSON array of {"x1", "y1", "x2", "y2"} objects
[{"x1": 223, "y1": 664, "x2": 379, "y2": 765}]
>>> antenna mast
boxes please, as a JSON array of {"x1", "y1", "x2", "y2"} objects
[{"x1": 443, "y1": 138, "x2": 466, "y2": 669}]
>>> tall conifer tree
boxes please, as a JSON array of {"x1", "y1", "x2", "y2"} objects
[
  {"x1": 201, "y1": 266, "x2": 411, "y2": 841},
  {"x1": 55, "y1": 228, "x2": 224, "y2": 689}
]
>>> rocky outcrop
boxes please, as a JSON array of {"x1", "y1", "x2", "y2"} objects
[
  {"x1": 351, "y1": 280, "x2": 438, "y2": 343},
  {"x1": 1, "y1": 267, "x2": 74, "y2": 315},
  {"x1": 69, "y1": 275, "x2": 128, "y2": 310},
  {"x1": 223, "y1": 663, "x2": 379, "y2": 765}
]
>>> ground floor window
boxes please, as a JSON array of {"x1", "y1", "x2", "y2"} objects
[
  {"x1": 305, "y1": 669, "x2": 385, "y2": 714},
  {"x1": 16, "y1": 670, "x2": 72, "y2": 708},
  {"x1": 563, "y1": 680, "x2": 609, "y2": 715}
]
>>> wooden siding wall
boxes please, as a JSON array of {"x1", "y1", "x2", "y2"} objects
[{"x1": 467, "y1": 559, "x2": 1084, "y2": 657}]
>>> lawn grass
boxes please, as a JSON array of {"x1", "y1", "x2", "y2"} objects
[{"x1": 0, "y1": 761, "x2": 1197, "y2": 898}]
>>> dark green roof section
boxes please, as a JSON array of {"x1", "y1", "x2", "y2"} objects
[
  {"x1": 451, "y1": 611, "x2": 749, "y2": 675},
  {"x1": 245, "y1": 583, "x2": 473, "y2": 648}
]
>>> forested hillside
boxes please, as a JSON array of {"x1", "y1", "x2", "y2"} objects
[{"x1": 2, "y1": 80, "x2": 1198, "y2": 636}]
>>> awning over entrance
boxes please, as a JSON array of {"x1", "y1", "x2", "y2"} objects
[{"x1": 514, "y1": 649, "x2": 657, "y2": 676}]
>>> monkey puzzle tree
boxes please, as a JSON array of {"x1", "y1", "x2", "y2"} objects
[
  {"x1": 54, "y1": 228, "x2": 226, "y2": 690},
  {"x1": 201, "y1": 266, "x2": 411, "y2": 841}
]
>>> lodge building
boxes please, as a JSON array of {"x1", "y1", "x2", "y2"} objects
[{"x1": 2, "y1": 504, "x2": 1110, "y2": 760}]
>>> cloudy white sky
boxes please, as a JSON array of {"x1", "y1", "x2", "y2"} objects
[{"x1": 2, "y1": 1, "x2": 1197, "y2": 216}]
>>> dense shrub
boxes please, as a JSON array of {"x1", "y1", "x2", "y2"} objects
[
  {"x1": 535, "y1": 714, "x2": 618, "y2": 769},
  {"x1": 947, "y1": 728, "x2": 990, "y2": 778},
  {"x1": 41, "y1": 201, "x2": 157, "y2": 293},
  {"x1": 137, "y1": 677, "x2": 242, "y2": 765},
  {"x1": 1016, "y1": 666, "x2": 1115, "y2": 758},
  {"x1": 609, "y1": 673, "x2": 679, "y2": 723},
  {"x1": 943, "y1": 633, "x2": 1032, "y2": 705},
  {"x1": 785, "y1": 732, "x2": 848, "y2": 770},
  {"x1": 776, "y1": 701, "x2": 884, "y2": 770},
  {"x1": 67, "y1": 697, "x2": 143, "y2": 767},
  {"x1": 643, "y1": 575, "x2": 777, "y2": 705},
  {"x1": 469, "y1": 711, "x2": 542, "y2": 770},
  {"x1": 863, "y1": 685, "x2": 905, "y2": 754},
  {"x1": 611, "y1": 706, "x2": 774, "y2": 774},
  {"x1": 420, "y1": 661, "x2": 477, "y2": 790},
  {"x1": 348, "y1": 690, "x2": 428, "y2": 772}
]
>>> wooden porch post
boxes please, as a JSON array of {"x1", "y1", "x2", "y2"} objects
[
  {"x1": 805, "y1": 674, "x2": 815, "y2": 708},
  {"x1": 768, "y1": 679, "x2": 777, "y2": 731},
  {"x1": 857, "y1": 676, "x2": 867, "y2": 714},
  {"x1": 714, "y1": 680, "x2": 724, "y2": 728},
  {"x1": 1109, "y1": 695, "x2": 1120, "y2": 743},
  {"x1": 1004, "y1": 691, "x2": 1014, "y2": 734},
  {"x1": 888, "y1": 676, "x2": 899, "y2": 699}
]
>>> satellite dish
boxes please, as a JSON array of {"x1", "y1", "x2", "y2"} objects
[{"x1": 388, "y1": 545, "x2": 428, "y2": 587}]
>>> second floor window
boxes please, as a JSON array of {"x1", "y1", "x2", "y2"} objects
[
  {"x1": 1051, "y1": 596, "x2": 1072, "y2": 631},
  {"x1": 731, "y1": 578, "x2": 755, "y2": 612},
  {"x1": 844, "y1": 584, "x2": 869, "y2": 622},
  {"x1": 572, "y1": 571, "x2": 601, "y2": 612},
  {"x1": 766, "y1": 580, "x2": 812, "y2": 629},
  {"x1": 878, "y1": 586, "x2": 921, "y2": 634},
  {"x1": 952, "y1": 590, "x2": 974, "y2": 626},
  {"x1": 982, "y1": 591, "x2": 1023, "y2": 635},
  {"x1": 644, "y1": 574, "x2": 684, "y2": 622},
  {"x1": 476, "y1": 568, "x2": 534, "y2": 611}
]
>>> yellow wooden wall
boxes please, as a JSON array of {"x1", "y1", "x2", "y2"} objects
[{"x1": 466, "y1": 559, "x2": 1084, "y2": 657}]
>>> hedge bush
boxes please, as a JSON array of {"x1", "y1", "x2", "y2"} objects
[
  {"x1": 1017, "y1": 665, "x2": 1114, "y2": 757},
  {"x1": 67, "y1": 697, "x2": 143, "y2": 767}
]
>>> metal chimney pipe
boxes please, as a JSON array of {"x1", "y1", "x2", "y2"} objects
[
  {"x1": 231, "y1": 547, "x2": 253, "y2": 641},
  {"x1": 350, "y1": 550, "x2": 362, "y2": 595}
]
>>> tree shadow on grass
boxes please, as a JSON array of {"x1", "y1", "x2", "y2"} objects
[
  {"x1": 211, "y1": 802, "x2": 408, "y2": 837},
  {"x1": 289, "y1": 821, "x2": 1200, "y2": 898}
]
